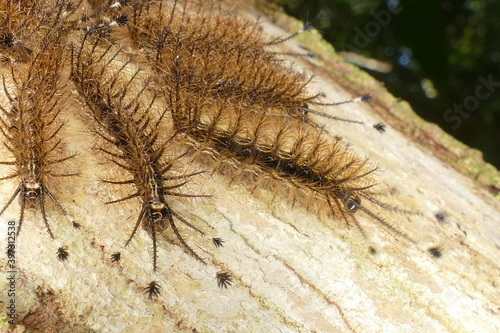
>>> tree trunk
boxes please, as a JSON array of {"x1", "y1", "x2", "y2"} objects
[{"x1": 1, "y1": 1, "x2": 499, "y2": 332}]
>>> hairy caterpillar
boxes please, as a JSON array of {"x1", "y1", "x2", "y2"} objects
[
  {"x1": 113, "y1": 0, "x2": 416, "y2": 240},
  {"x1": 168, "y1": 84, "x2": 413, "y2": 239},
  {"x1": 0, "y1": 17, "x2": 78, "y2": 259},
  {"x1": 0, "y1": 1, "x2": 45, "y2": 63},
  {"x1": 0, "y1": 0, "x2": 87, "y2": 63},
  {"x1": 1, "y1": 0, "x2": 415, "y2": 296},
  {"x1": 122, "y1": 0, "x2": 377, "y2": 128},
  {"x1": 70, "y1": 32, "x2": 222, "y2": 298},
  {"x1": 1, "y1": 3, "x2": 496, "y2": 333}
]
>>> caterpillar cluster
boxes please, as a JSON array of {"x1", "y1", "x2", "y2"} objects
[
  {"x1": 0, "y1": 0, "x2": 422, "y2": 300},
  {"x1": 117, "y1": 0, "x2": 413, "y2": 239}
]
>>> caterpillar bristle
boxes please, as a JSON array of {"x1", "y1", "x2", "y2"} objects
[
  {"x1": 70, "y1": 32, "x2": 219, "y2": 286},
  {"x1": 144, "y1": 280, "x2": 161, "y2": 299},
  {"x1": 56, "y1": 246, "x2": 70, "y2": 261},
  {"x1": 428, "y1": 245, "x2": 444, "y2": 259},
  {"x1": 266, "y1": 21, "x2": 314, "y2": 45},
  {"x1": 111, "y1": 251, "x2": 121, "y2": 262},
  {"x1": 212, "y1": 237, "x2": 224, "y2": 247},
  {"x1": 373, "y1": 122, "x2": 387, "y2": 133},
  {"x1": 216, "y1": 271, "x2": 233, "y2": 289},
  {"x1": 435, "y1": 211, "x2": 448, "y2": 223},
  {"x1": 0, "y1": 14, "x2": 78, "y2": 251}
]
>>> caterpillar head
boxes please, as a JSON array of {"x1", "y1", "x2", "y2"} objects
[
  {"x1": 142, "y1": 197, "x2": 168, "y2": 232},
  {"x1": 22, "y1": 179, "x2": 42, "y2": 206},
  {"x1": 341, "y1": 193, "x2": 361, "y2": 214}
]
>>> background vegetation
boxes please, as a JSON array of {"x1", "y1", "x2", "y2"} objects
[{"x1": 279, "y1": 0, "x2": 500, "y2": 168}]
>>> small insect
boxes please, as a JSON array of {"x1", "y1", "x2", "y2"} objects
[{"x1": 70, "y1": 32, "x2": 222, "y2": 298}]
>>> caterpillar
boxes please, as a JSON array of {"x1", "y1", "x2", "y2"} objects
[
  {"x1": 2, "y1": 3, "x2": 491, "y2": 333},
  {"x1": 114, "y1": 0, "x2": 416, "y2": 240},
  {"x1": 0, "y1": 0, "x2": 86, "y2": 63},
  {"x1": 166, "y1": 81, "x2": 413, "y2": 239},
  {"x1": 0, "y1": 0, "x2": 418, "y2": 297},
  {"x1": 69, "y1": 31, "x2": 222, "y2": 298},
  {"x1": 0, "y1": 1, "x2": 45, "y2": 63},
  {"x1": 122, "y1": 0, "x2": 376, "y2": 128},
  {"x1": 0, "y1": 20, "x2": 78, "y2": 258}
]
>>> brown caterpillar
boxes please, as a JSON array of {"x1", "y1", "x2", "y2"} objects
[
  {"x1": 0, "y1": 21, "x2": 78, "y2": 257},
  {"x1": 112, "y1": 0, "x2": 416, "y2": 240},
  {"x1": 122, "y1": 0, "x2": 375, "y2": 127},
  {"x1": 0, "y1": 1, "x2": 44, "y2": 63},
  {"x1": 166, "y1": 79, "x2": 413, "y2": 239},
  {"x1": 69, "y1": 32, "x2": 221, "y2": 298},
  {"x1": 0, "y1": 0, "x2": 82, "y2": 63},
  {"x1": 0, "y1": 0, "x2": 418, "y2": 296}
]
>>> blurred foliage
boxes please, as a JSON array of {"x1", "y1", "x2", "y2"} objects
[{"x1": 279, "y1": 0, "x2": 500, "y2": 168}]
